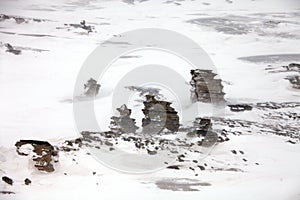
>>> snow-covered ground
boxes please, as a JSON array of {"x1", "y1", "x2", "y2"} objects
[{"x1": 0, "y1": 0, "x2": 300, "y2": 199}]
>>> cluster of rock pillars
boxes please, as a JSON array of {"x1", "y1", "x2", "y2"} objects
[
  {"x1": 85, "y1": 69, "x2": 225, "y2": 136},
  {"x1": 9, "y1": 69, "x2": 225, "y2": 174},
  {"x1": 7, "y1": 64, "x2": 300, "y2": 176}
]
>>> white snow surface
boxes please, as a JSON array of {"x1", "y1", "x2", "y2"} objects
[{"x1": 0, "y1": 0, "x2": 300, "y2": 199}]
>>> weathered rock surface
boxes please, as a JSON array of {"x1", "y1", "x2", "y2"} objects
[
  {"x1": 63, "y1": 20, "x2": 94, "y2": 33},
  {"x1": 212, "y1": 101, "x2": 300, "y2": 140},
  {"x1": 110, "y1": 104, "x2": 138, "y2": 134},
  {"x1": 2, "y1": 176, "x2": 13, "y2": 185},
  {"x1": 5, "y1": 43, "x2": 21, "y2": 55},
  {"x1": 228, "y1": 104, "x2": 253, "y2": 112},
  {"x1": 0, "y1": 14, "x2": 47, "y2": 23},
  {"x1": 142, "y1": 95, "x2": 180, "y2": 134},
  {"x1": 24, "y1": 178, "x2": 31, "y2": 185},
  {"x1": 190, "y1": 69, "x2": 225, "y2": 103},
  {"x1": 15, "y1": 140, "x2": 58, "y2": 172},
  {"x1": 265, "y1": 63, "x2": 300, "y2": 89},
  {"x1": 187, "y1": 118, "x2": 211, "y2": 137},
  {"x1": 84, "y1": 78, "x2": 100, "y2": 97},
  {"x1": 60, "y1": 138, "x2": 82, "y2": 152},
  {"x1": 286, "y1": 75, "x2": 300, "y2": 89}
]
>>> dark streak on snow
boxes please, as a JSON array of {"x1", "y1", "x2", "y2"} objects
[
  {"x1": 155, "y1": 178, "x2": 211, "y2": 191},
  {"x1": 238, "y1": 54, "x2": 300, "y2": 63}
]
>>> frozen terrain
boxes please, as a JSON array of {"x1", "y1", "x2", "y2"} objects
[{"x1": 0, "y1": 0, "x2": 300, "y2": 199}]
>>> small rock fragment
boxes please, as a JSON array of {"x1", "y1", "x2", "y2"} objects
[
  {"x1": 5, "y1": 43, "x2": 21, "y2": 55},
  {"x1": 286, "y1": 140, "x2": 296, "y2": 144},
  {"x1": 2, "y1": 176, "x2": 13, "y2": 185},
  {"x1": 0, "y1": 191, "x2": 15, "y2": 194},
  {"x1": 231, "y1": 150, "x2": 237, "y2": 154},
  {"x1": 147, "y1": 149, "x2": 157, "y2": 155},
  {"x1": 228, "y1": 104, "x2": 253, "y2": 112},
  {"x1": 84, "y1": 78, "x2": 101, "y2": 97},
  {"x1": 166, "y1": 165, "x2": 180, "y2": 170},
  {"x1": 24, "y1": 178, "x2": 31, "y2": 185}
]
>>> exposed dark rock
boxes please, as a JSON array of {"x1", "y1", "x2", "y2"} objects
[
  {"x1": 286, "y1": 63, "x2": 300, "y2": 72},
  {"x1": 187, "y1": 117, "x2": 211, "y2": 137},
  {"x1": 231, "y1": 150, "x2": 237, "y2": 154},
  {"x1": 212, "y1": 114, "x2": 300, "y2": 139},
  {"x1": 0, "y1": 14, "x2": 46, "y2": 23},
  {"x1": 84, "y1": 78, "x2": 100, "y2": 97},
  {"x1": 65, "y1": 20, "x2": 94, "y2": 33},
  {"x1": 0, "y1": 14, "x2": 10, "y2": 21},
  {"x1": 189, "y1": 167, "x2": 195, "y2": 171},
  {"x1": 198, "y1": 165, "x2": 205, "y2": 171},
  {"x1": 0, "y1": 191, "x2": 15, "y2": 194},
  {"x1": 142, "y1": 95, "x2": 180, "y2": 134},
  {"x1": 110, "y1": 104, "x2": 138, "y2": 134},
  {"x1": 15, "y1": 140, "x2": 58, "y2": 172},
  {"x1": 146, "y1": 149, "x2": 157, "y2": 155},
  {"x1": 228, "y1": 104, "x2": 253, "y2": 112},
  {"x1": 24, "y1": 178, "x2": 31, "y2": 185},
  {"x1": 256, "y1": 102, "x2": 300, "y2": 110},
  {"x1": 286, "y1": 140, "x2": 296, "y2": 144},
  {"x1": 60, "y1": 138, "x2": 82, "y2": 152},
  {"x1": 177, "y1": 154, "x2": 185, "y2": 162},
  {"x1": 265, "y1": 63, "x2": 300, "y2": 89},
  {"x1": 286, "y1": 75, "x2": 300, "y2": 89},
  {"x1": 104, "y1": 141, "x2": 113, "y2": 146},
  {"x1": 190, "y1": 69, "x2": 225, "y2": 103},
  {"x1": 5, "y1": 43, "x2": 21, "y2": 55},
  {"x1": 109, "y1": 147, "x2": 115, "y2": 151},
  {"x1": 166, "y1": 165, "x2": 180, "y2": 170},
  {"x1": 2, "y1": 176, "x2": 13, "y2": 185}
]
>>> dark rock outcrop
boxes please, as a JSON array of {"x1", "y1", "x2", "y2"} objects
[
  {"x1": 166, "y1": 165, "x2": 180, "y2": 170},
  {"x1": 60, "y1": 138, "x2": 82, "y2": 152},
  {"x1": 187, "y1": 117, "x2": 211, "y2": 137},
  {"x1": 142, "y1": 95, "x2": 180, "y2": 134},
  {"x1": 65, "y1": 20, "x2": 94, "y2": 33},
  {"x1": 286, "y1": 75, "x2": 300, "y2": 89},
  {"x1": 265, "y1": 63, "x2": 300, "y2": 89},
  {"x1": 15, "y1": 140, "x2": 58, "y2": 172},
  {"x1": 110, "y1": 104, "x2": 138, "y2": 134},
  {"x1": 0, "y1": 14, "x2": 46, "y2": 23},
  {"x1": 2, "y1": 176, "x2": 13, "y2": 185},
  {"x1": 84, "y1": 78, "x2": 100, "y2": 97},
  {"x1": 190, "y1": 69, "x2": 225, "y2": 103},
  {"x1": 0, "y1": 191, "x2": 15, "y2": 194},
  {"x1": 5, "y1": 43, "x2": 21, "y2": 55},
  {"x1": 24, "y1": 178, "x2": 31, "y2": 185},
  {"x1": 228, "y1": 104, "x2": 253, "y2": 112},
  {"x1": 284, "y1": 63, "x2": 300, "y2": 72}
]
